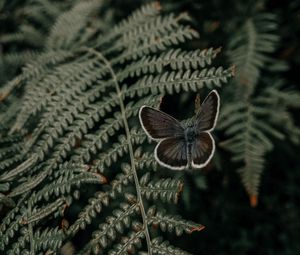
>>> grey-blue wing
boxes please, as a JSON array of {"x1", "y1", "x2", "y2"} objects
[
  {"x1": 191, "y1": 132, "x2": 215, "y2": 168},
  {"x1": 195, "y1": 90, "x2": 220, "y2": 132},
  {"x1": 155, "y1": 137, "x2": 188, "y2": 170},
  {"x1": 139, "y1": 106, "x2": 184, "y2": 140}
]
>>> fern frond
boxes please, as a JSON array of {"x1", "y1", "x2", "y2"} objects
[
  {"x1": 68, "y1": 191, "x2": 110, "y2": 235},
  {"x1": 6, "y1": 232, "x2": 28, "y2": 255},
  {"x1": 109, "y1": 171, "x2": 134, "y2": 198},
  {"x1": 72, "y1": 94, "x2": 158, "y2": 164},
  {"x1": 135, "y1": 151, "x2": 158, "y2": 171},
  {"x1": 102, "y1": 13, "x2": 189, "y2": 56},
  {"x1": 228, "y1": 13, "x2": 279, "y2": 96},
  {"x1": 68, "y1": 165, "x2": 135, "y2": 242},
  {"x1": 28, "y1": 162, "x2": 106, "y2": 204},
  {"x1": 46, "y1": 0, "x2": 103, "y2": 50},
  {"x1": 108, "y1": 229, "x2": 145, "y2": 255},
  {"x1": 147, "y1": 206, "x2": 205, "y2": 236},
  {"x1": 2, "y1": 51, "x2": 39, "y2": 69},
  {"x1": 0, "y1": 132, "x2": 25, "y2": 146},
  {"x1": 151, "y1": 237, "x2": 192, "y2": 255},
  {"x1": 31, "y1": 227, "x2": 65, "y2": 253},
  {"x1": 79, "y1": 203, "x2": 140, "y2": 254},
  {"x1": 0, "y1": 143, "x2": 22, "y2": 161},
  {"x1": 96, "y1": 2, "x2": 161, "y2": 47},
  {"x1": 126, "y1": 66, "x2": 234, "y2": 98},
  {"x1": 0, "y1": 197, "x2": 26, "y2": 251},
  {"x1": 219, "y1": 86, "x2": 298, "y2": 199},
  {"x1": 0, "y1": 213, "x2": 24, "y2": 251},
  {"x1": 0, "y1": 24, "x2": 44, "y2": 47},
  {"x1": 7, "y1": 168, "x2": 49, "y2": 198},
  {"x1": 20, "y1": 198, "x2": 66, "y2": 225},
  {"x1": 0, "y1": 193, "x2": 14, "y2": 207},
  {"x1": 6, "y1": 227, "x2": 65, "y2": 255},
  {"x1": 11, "y1": 56, "x2": 104, "y2": 131},
  {"x1": 85, "y1": 128, "x2": 146, "y2": 170},
  {"x1": 111, "y1": 26, "x2": 199, "y2": 64},
  {"x1": 140, "y1": 173, "x2": 183, "y2": 204},
  {"x1": 0, "y1": 50, "x2": 74, "y2": 102},
  {"x1": 117, "y1": 47, "x2": 221, "y2": 81},
  {"x1": 0, "y1": 155, "x2": 24, "y2": 173},
  {"x1": 0, "y1": 156, "x2": 37, "y2": 182}
]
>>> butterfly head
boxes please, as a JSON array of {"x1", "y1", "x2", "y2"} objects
[{"x1": 181, "y1": 117, "x2": 194, "y2": 128}]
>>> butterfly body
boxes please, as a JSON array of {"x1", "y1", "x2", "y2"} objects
[
  {"x1": 184, "y1": 126, "x2": 196, "y2": 143},
  {"x1": 183, "y1": 126, "x2": 195, "y2": 168},
  {"x1": 139, "y1": 90, "x2": 220, "y2": 170}
]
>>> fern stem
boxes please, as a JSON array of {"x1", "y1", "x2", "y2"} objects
[{"x1": 87, "y1": 48, "x2": 153, "y2": 255}]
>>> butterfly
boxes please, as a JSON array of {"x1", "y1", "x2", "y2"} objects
[{"x1": 139, "y1": 90, "x2": 220, "y2": 170}]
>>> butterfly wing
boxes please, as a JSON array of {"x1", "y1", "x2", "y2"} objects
[
  {"x1": 191, "y1": 132, "x2": 215, "y2": 168},
  {"x1": 195, "y1": 90, "x2": 220, "y2": 132},
  {"x1": 155, "y1": 137, "x2": 188, "y2": 170},
  {"x1": 139, "y1": 106, "x2": 184, "y2": 140}
]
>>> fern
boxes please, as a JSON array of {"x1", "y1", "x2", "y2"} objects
[
  {"x1": 0, "y1": 2, "x2": 233, "y2": 254},
  {"x1": 220, "y1": 12, "x2": 300, "y2": 206},
  {"x1": 151, "y1": 237, "x2": 192, "y2": 255},
  {"x1": 0, "y1": 0, "x2": 73, "y2": 84},
  {"x1": 140, "y1": 173, "x2": 183, "y2": 204},
  {"x1": 227, "y1": 13, "x2": 280, "y2": 97}
]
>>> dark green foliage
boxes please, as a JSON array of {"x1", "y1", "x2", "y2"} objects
[
  {"x1": 0, "y1": 1, "x2": 233, "y2": 254},
  {"x1": 220, "y1": 15, "x2": 299, "y2": 204},
  {"x1": 1, "y1": 0, "x2": 299, "y2": 254}
]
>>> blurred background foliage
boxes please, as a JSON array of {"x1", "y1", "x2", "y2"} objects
[{"x1": 1, "y1": 0, "x2": 299, "y2": 254}]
